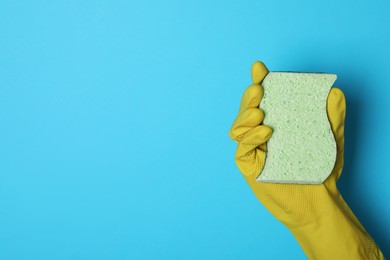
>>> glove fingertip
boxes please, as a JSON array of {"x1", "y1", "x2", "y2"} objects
[
  {"x1": 251, "y1": 61, "x2": 269, "y2": 84},
  {"x1": 261, "y1": 125, "x2": 273, "y2": 141}
]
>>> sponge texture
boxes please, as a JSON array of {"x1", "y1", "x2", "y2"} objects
[{"x1": 257, "y1": 72, "x2": 337, "y2": 184}]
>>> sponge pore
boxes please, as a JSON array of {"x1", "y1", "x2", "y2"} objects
[{"x1": 257, "y1": 72, "x2": 337, "y2": 184}]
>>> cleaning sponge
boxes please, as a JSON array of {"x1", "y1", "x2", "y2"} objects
[{"x1": 257, "y1": 72, "x2": 337, "y2": 184}]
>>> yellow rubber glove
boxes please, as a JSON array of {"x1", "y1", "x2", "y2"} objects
[{"x1": 228, "y1": 61, "x2": 385, "y2": 260}]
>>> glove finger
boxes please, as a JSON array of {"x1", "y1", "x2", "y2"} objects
[
  {"x1": 251, "y1": 61, "x2": 269, "y2": 84},
  {"x1": 235, "y1": 125, "x2": 272, "y2": 172},
  {"x1": 238, "y1": 84, "x2": 264, "y2": 114},
  {"x1": 235, "y1": 125, "x2": 271, "y2": 176},
  {"x1": 235, "y1": 145, "x2": 266, "y2": 177},
  {"x1": 326, "y1": 87, "x2": 346, "y2": 181},
  {"x1": 228, "y1": 108, "x2": 265, "y2": 141},
  {"x1": 240, "y1": 125, "x2": 273, "y2": 145},
  {"x1": 327, "y1": 87, "x2": 346, "y2": 137}
]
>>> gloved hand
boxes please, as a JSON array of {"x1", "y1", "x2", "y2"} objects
[{"x1": 228, "y1": 61, "x2": 385, "y2": 260}]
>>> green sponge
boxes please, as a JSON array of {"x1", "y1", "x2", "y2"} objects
[{"x1": 257, "y1": 72, "x2": 337, "y2": 184}]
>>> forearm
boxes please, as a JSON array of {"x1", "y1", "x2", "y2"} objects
[{"x1": 287, "y1": 198, "x2": 384, "y2": 260}]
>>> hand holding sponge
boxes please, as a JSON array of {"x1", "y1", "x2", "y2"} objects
[{"x1": 228, "y1": 61, "x2": 384, "y2": 259}]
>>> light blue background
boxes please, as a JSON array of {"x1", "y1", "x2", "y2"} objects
[{"x1": 0, "y1": 0, "x2": 389, "y2": 259}]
